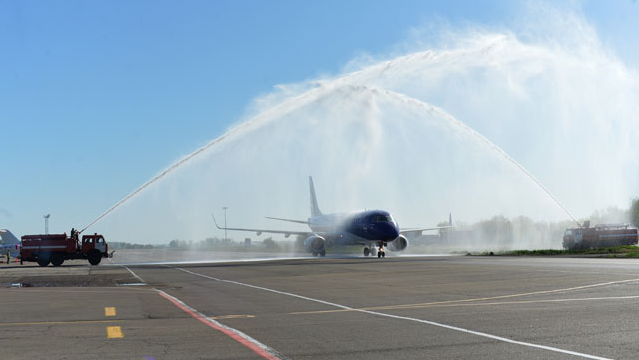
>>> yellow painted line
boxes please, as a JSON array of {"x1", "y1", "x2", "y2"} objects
[
  {"x1": 290, "y1": 277, "x2": 639, "y2": 315},
  {"x1": 377, "y1": 295, "x2": 639, "y2": 310},
  {"x1": 106, "y1": 326, "x2": 124, "y2": 338},
  {"x1": 104, "y1": 307, "x2": 117, "y2": 316},
  {"x1": 0, "y1": 320, "x2": 119, "y2": 327},
  {"x1": 210, "y1": 314, "x2": 255, "y2": 320}
]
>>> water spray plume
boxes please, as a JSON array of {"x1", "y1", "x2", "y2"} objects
[
  {"x1": 79, "y1": 131, "x2": 233, "y2": 233},
  {"x1": 79, "y1": 84, "x2": 334, "y2": 234},
  {"x1": 94, "y1": 83, "x2": 580, "y2": 240},
  {"x1": 379, "y1": 87, "x2": 582, "y2": 227},
  {"x1": 80, "y1": 123, "x2": 247, "y2": 234},
  {"x1": 92, "y1": 12, "x2": 638, "y2": 248}
]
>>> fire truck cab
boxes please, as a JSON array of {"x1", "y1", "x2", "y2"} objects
[{"x1": 82, "y1": 234, "x2": 107, "y2": 254}]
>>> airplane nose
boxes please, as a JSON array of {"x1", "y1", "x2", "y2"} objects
[{"x1": 381, "y1": 224, "x2": 399, "y2": 240}]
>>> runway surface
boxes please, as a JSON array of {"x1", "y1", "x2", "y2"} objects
[{"x1": 3, "y1": 254, "x2": 639, "y2": 359}]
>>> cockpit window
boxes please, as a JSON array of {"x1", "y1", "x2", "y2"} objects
[{"x1": 372, "y1": 215, "x2": 394, "y2": 223}]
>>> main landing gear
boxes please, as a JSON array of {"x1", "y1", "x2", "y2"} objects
[{"x1": 363, "y1": 247, "x2": 376, "y2": 257}]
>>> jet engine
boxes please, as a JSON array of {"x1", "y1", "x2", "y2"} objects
[
  {"x1": 388, "y1": 235, "x2": 408, "y2": 251},
  {"x1": 304, "y1": 235, "x2": 326, "y2": 256}
]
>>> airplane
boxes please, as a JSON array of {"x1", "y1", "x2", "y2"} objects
[
  {"x1": 0, "y1": 229, "x2": 21, "y2": 260},
  {"x1": 212, "y1": 176, "x2": 452, "y2": 258}
]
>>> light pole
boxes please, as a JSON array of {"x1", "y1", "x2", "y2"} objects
[
  {"x1": 222, "y1": 207, "x2": 228, "y2": 242},
  {"x1": 43, "y1": 214, "x2": 50, "y2": 234}
]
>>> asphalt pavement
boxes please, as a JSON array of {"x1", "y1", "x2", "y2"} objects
[{"x1": 2, "y1": 254, "x2": 639, "y2": 359}]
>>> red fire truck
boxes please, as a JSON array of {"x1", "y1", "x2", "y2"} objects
[
  {"x1": 562, "y1": 221, "x2": 638, "y2": 250},
  {"x1": 20, "y1": 232, "x2": 112, "y2": 266}
]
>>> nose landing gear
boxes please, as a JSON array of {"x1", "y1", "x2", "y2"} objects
[
  {"x1": 377, "y1": 247, "x2": 385, "y2": 258},
  {"x1": 377, "y1": 241, "x2": 385, "y2": 258},
  {"x1": 363, "y1": 243, "x2": 385, "y2": 258}
]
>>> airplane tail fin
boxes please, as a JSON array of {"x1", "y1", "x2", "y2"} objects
[
  {"x1": 309, "y1": 176, "x2": 322, "y2": 217},
  {"x1": 0, "y1": 229, "x2": 21, "y2": 257},
  {"x1": 0, "y1": 229, "x2": 19, "y2": 247}
]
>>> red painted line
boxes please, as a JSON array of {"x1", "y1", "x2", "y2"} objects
[{"x1": 156, "y1": 290, "x2": 285, "y2": 360}]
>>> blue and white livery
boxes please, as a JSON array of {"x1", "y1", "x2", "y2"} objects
[{"x1": 213, "y1": 177, "x2": 451, "y2": 258}]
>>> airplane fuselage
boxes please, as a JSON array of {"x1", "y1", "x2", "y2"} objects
[
  {"x1": 213, "y1": 176, "x2": 447, "y2": 257},
  {"x1": 309, "y1": 210, "x2": 400, "y2": 245}
]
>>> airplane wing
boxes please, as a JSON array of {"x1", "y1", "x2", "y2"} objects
[
  {"x1": 400, "y1": 213, "x2": 454, "y2": 236},
  {"x1": 211, "y1": 215, "x2": 311, "y2": 238},
  {"x1": 265, "y1": 216, "x2": 309, "y2": 225},
  {"x1": 400, "y1": 225, "x2": 452, "y2": 233},
  {"x1": 400, "y1": 226, "x2": 453, "y2": 238}
]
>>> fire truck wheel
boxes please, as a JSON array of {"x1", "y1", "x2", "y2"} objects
[
  {"x1": 37, "y1": 256, "x2": 50, "y2": 267},
  {"x1": 51, "y1": 253, "x2": 64, "y2": 267},
  {"x1": 88, "y1": 250, "x2": 102, "y2": 266}
]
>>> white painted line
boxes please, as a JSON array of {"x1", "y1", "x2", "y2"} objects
[
  {"x1": 356, "y1": 309, "x2": 611, "y2": 360},
  {"x1": 117, "y1": 283, "x2": 147, "y2": 286},
  {"x1": 108, "y1": 256, "x2": 310, "y2": 267},
  {"x1": 173, "y1": 267, "x2": 613, "y2": 360},
  {"x1": 176, "y1": 267, "x2": 351, "y2": 310},
  {"x1": 396, "y1": 254, "x2": 463, "y2": 257},
  {"x1": 122, "y1": 266, "x2": 145, "y2": 283}
]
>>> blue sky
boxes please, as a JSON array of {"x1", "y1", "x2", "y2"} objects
[{"x1": 1, "y1": 0, "x2": 638, "y2": 236}]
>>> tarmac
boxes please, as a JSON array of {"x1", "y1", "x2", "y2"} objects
[{"x1": 3, "y1": 252, "x2": 639, "y2": 359}]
